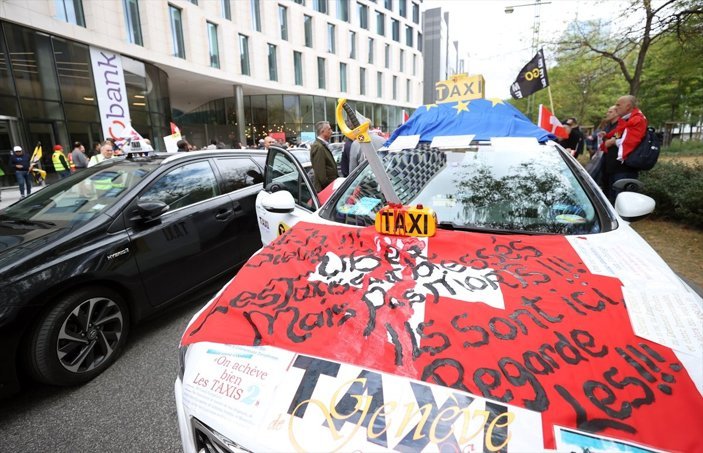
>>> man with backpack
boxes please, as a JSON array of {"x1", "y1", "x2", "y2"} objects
[{"x1": 602, "y1": 95, "x2": 647, "y2": 203}]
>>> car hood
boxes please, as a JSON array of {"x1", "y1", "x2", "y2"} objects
[
  {"x1": 0, "y1": 221, "x2": 70, "y2": 263},
  {"x1": 179, "y1": 222, "x2": 703, "y2": 452}
]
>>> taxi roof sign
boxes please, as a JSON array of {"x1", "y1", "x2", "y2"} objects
[
  {"x1": 435, "y1": 74, "x2": 485, "y2": 104},
  {"x1": 375, "y1": 204, "x2": 437, "y2": 237}
]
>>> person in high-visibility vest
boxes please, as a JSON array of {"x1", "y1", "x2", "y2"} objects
[
  {"x1": 88, "y1": 141, "x2": 115, "y2": 167},
  {"x1": 51, "y1": 144, "x2": 71, "y2": 179}
]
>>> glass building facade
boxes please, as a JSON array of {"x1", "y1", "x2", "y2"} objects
[{"x1": 0, "y1": 20, "x2": 171, "y2": 186}]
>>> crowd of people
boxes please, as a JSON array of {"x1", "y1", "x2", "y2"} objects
[{"x1": 560, "y1": 95, "x2": 649, "y2": 203}]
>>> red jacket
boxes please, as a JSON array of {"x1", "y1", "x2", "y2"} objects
[{"x1": 614, "y1": 108, "x2": 647, "y2": 161}]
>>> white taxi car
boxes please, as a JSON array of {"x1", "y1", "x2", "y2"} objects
[{"x1": 175, "y1": 99, "x2": 702, "y2": 452}]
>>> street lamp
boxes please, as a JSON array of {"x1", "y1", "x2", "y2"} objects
[{"x1": 504, "y1": 0, "x2": 551, "y2": 119}]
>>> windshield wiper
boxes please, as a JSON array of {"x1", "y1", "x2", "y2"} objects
[
  {"x1": 0, "y1": 216, "x2": 56, "y2": 228},
  {"x1": 437, "y1": 221, "x2": 547, "y2": 235}
]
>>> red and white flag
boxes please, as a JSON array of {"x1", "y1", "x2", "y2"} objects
[
  {"x1": 170, "y1": 122, "x2": 181, "y2": 136},
  {"x1": 538, "y1": 104, "x2": 568, "y2": 139},
  {"x1": 402, "y1": 110, "x2": 410, "y2": 124}
]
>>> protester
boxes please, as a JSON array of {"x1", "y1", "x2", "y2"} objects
[
  {"x1": 602, "y1": 95, "x2": 648, "y2": 203},
  {"x1": 176, "y1": 139, "x2": 190, "y2": 152},
  {"x1": 71, "y1": 141, "x2": 89, "y2": 171},
  {"x1": 206, "y1": 139, "x2": 218, "y2": 150},
  {"x1": 263, "y1": 136, "x2": 276, "y2": 150},
  {"x1": 51, "y1": 144, "x2": 71, "y2": 179},
  {"x1": 559, "y1": 117, "x2": 585, "y2": 159},
  {"x1": 88, "y1": 141, "x2": 115, "y2": 167},
  {"x1": 10, "y1": 145, "x2": 33, "y2": 199},
  {"x1": 310, "y1": 120, "x2": 338, "y2": 192}
]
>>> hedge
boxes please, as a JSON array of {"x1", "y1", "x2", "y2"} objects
[{"x1": 639, "y1": 160, "x2": 703, "y2": 228}]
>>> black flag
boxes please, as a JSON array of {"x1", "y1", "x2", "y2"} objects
[{"x1": 509, "y1": 49, "x2": 549, "y2": 99}]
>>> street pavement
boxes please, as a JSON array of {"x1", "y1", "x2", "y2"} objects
[{"x1": 0, "y1": 184, "x2": 45, "y2": 211}]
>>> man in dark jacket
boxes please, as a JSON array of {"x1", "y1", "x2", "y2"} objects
[
  {"x1": 559, "y1": 117, "x2": 585, "y2": 158},
  {"x1": 310, "y1": 121, "x2": 338, "y2": 192},
  {"x1": 10, "y1": 146, "x2": 32, "y2": 198}
]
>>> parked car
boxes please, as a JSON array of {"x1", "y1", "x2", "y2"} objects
[
  {"x1": 175, "y1": 101, "x2": 702, "y2": 452},
  {"x1": 0, "y1": 150, "x2": 266, "y2": 397}
]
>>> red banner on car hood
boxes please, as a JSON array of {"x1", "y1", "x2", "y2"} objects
[{"x1": 182, "y1": 222, "x2": 702, "y2": 451}]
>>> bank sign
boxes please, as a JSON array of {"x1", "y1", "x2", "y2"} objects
[{"x1": 89, "y1": 46, "x2": 132, "y2": 141}]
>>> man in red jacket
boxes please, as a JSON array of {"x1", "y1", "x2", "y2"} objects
[{"x1": 603, "y1": 95, "x2": 647, "y2": 203}]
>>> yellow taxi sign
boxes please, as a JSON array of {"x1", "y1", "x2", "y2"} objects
[
  {"x1": 375, "y1": 204, "x2": 437, "y2": 237},
  {"x1": 435, "y1": 73, "x2": 485, "y2": 104}
]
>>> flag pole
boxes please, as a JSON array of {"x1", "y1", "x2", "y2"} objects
[{"x1": 547, "y1": 85, "x2": 555, "y2": 115}]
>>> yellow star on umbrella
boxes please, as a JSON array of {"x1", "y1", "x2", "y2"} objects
[
  {"x1": 488, "y1": 98, "x2": 504, "y2": 107},
  {"x1": 424, "y1": 103, "x2": 438, "y2": 110},
  {"x1": 453, "y1": 100, "x2": 469, "y2": 114}
]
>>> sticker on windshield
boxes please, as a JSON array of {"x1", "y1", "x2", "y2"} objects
[
  {"x1": 345, "y1": 197, "x2": 381, "y2": 216},
  {"x1": 555, "y1": 214, "x2": 586, "y2": 224}
]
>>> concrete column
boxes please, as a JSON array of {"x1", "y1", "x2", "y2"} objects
[{"x1": 233, "y1": 84, "x2": 246, "y2": 146}]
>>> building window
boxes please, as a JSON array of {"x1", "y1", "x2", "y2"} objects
[
  {"x1": 56, "y1": 0, "x2": 86, "y2": 26},
  {"x1": 123, "y1": 0, "x2": 143, "y2": 46},
  {"x1": 268, "y1": 44, "x2": 278, "y2": 81},
  {"x1": 317, "y1": 57, "x2": 326, "y2": 89},
  {"x1": 357, "y1": 2, "x2": 368, "y2": 29},
  {"x1": 327, "y1": 23, "x2": 335, "y2": 53},
  {"x1": 222, "y1": 0, "x2": 231, "y2": 19},
  {"x1": 294, "y1": 0, "x2": 305, "y2": 4},
  {"x1": 294, "y1": 51, "x2": 303, "y2": 85},
  {"x1": 405, "y1": 25, "x2": 413, "y2": 47},
  {"x1": 412, "y1": 2, "x2": 419, "y2": 23},
  {"x1": 368, "y1": 37, "x2": 374, "y2": 64},
  {"x1": 360, "y1": 67, "x2": 366, "y2": 95},
  {"x1": 337, "y1": 0, "x2": 349, "y2": 21},
  {"x1": 279, "y1": 5, "x2": 288, "y2": 40},
  {"x1": 251, "y1": 0, "x2": 261, "y2": 32},
  {"x1": 239, "y1": 34, "x2": 250, "y2": 75},
  {"x1": 169, "y1": 5, "x2": 186, "y2": 58},
  {"x1": 313, "y1": 0, "x2": 328, "y2": 14},
  {"x1": 376, "y1": 11, "x2": 385, "y2": 36},
  {"x1": 391, "y1": 19, "x2": 399, "y2": 42},
  {"x1": 207, "y1": 22, "x2": 220, "y2": 68},
  {"x1": 399, "y1": 0, "x2": 406, "y2": 17},
  {"x1": 399, "y1": 49, "x2": 404, "y2": 71},
  {"x1": 188, "y1": 0, "x2": 197, "y2": 4},
  {"x1": 340, "y1": 62, "x2": 347, "y2": 92},
  {"x1": 417, "y1": 31, "x2": 422, "y2": 51},
  {"x1": 384, "y1": 0, "x2": 392, "y2": 11},
  {"x1": 377, "y1": 72, "x2": 382, "y2": 97},
  {"x1": 412, "y1": 54, "x2": 416, "y2": 75},
  {"x1": 384, "y1": 43, "x2": 390, "y2": 69},
  {"x1": 349, "y1": 31, "x2": 356, "y2": 59},
  {"x1": 406, "y1": 79, "x2": 411, "y2": 102},
  {"x1": 304, "y1": 15, "x2": 313, "y2": 47},
  {"x1": 392, "y1": 75, "x2": 397, "y2": 100}
]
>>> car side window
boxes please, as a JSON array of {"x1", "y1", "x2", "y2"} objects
[
  {"x1": 140, "y1": 161, "x2": 219, "y2": 210},
  {"x1": 268, "y1": 152, "x2": 314, "y2": 209},
  {"x1": 214, "y1": 158, "x2": 263, "y2": 193}
]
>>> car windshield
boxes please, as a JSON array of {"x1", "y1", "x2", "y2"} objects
[
  {"x1": 0, "y1": 160, "x2": 155, "y2": 228},
  {"x1": 324, "y1": 144, "x2": 600, "y2": 235}
]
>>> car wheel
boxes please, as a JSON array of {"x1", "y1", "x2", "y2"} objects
[{"x1": 26, "y1": 287, "x2": 130, "y2": 386}]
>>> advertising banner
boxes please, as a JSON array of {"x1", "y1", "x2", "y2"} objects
[{"x1": 89, "y1": 46, "x2": 132, "y2": 142}]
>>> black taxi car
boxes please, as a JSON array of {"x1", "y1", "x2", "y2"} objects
[{"x1": 0, "y1": 150, "x2": 266, "y2": 396}]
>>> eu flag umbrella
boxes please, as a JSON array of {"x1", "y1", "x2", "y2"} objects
[{"x1": 385, "y1": 98, "x2": 556, "y2": 146}]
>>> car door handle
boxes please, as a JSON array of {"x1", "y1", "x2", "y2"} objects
[{"x1": 215, "y1": 209, "x2": 233, "y2": 220}]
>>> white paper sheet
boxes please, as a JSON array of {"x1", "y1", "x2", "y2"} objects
[
  {"x1": 623, "y1": 287, "x2": 703, "y2": 355},
  {"x1": 430, "y1": 134, "x2": 475, "y2": 148},
  {"x1": 387, "y1": 134, "x2": 420, "y2": 150}
]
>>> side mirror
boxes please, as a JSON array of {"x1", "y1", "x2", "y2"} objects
[
  {"x1": 612, "y1": 178, "x2": 644, "y2": 193},
  {"x1": 135, "y1": 201, "x2": 170, "y2": 221},
  {"x1": 614, "y1": 192, "x2": 655, "y2": 222},
  {"x1": 261, "y1": 190, "x2": 295, "y2": 214}
]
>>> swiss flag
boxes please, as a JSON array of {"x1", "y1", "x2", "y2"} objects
[{"x1": 538, "y1": 104, "x2": 569, "y2": 139}]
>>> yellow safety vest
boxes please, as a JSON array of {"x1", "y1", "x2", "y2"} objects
[{"x1": 52, "y1": 151, "x2": 68, "y2": 171}]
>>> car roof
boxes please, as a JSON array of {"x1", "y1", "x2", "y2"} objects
[{"x1": 159, "y1": 149, "x2": 267, "y2": 165}]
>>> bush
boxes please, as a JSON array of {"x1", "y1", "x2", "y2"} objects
[
  {"x1": 662, "y1": 139, "x2": 703, "y2": 155},
  {"x1": 640, "y1": 161, "x2": 703, "y2": 228}
]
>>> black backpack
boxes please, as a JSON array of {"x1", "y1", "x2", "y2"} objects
[{"x1": 624, "y1": 127, "x2": 661, "y2": 170}]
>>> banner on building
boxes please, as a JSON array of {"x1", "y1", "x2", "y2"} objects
[
  {"x1": 89, "y1": 46, "x2": 132, "y2": 142},
  {"x1": 510, "y1": 49, "x2": 549, "y2": 99}
]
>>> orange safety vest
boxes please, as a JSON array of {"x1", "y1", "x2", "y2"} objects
[{"x1": 67, "y1": 152, "x2": 76, "y2": 172}]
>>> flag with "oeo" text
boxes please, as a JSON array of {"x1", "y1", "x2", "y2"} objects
[{"x1": 510, "y1": 49, "x2": 549, "y2": 99}]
